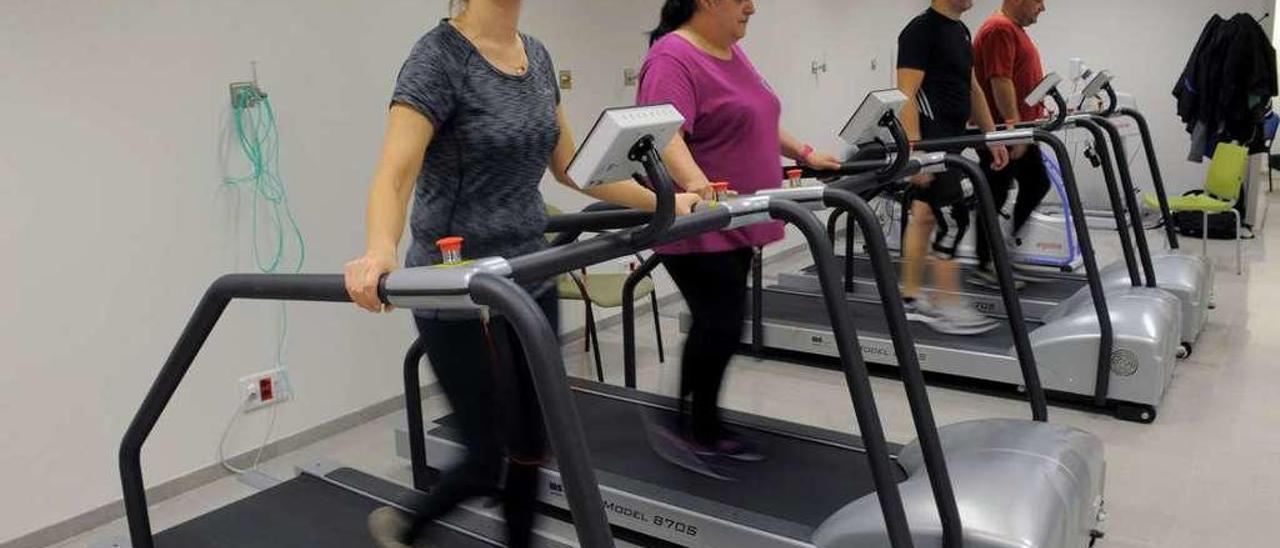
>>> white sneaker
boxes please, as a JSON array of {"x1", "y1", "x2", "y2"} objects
[
  {"x1": 908, "y1": 297, "x2": 1001, "y2": 335},
  {"x1": 903, "y1": 295, "x2": 937, "y2": 323}
]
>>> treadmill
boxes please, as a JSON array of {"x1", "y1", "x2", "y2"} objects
[
  {"x1": 1092, "y1": 71, "x2": 1212, "y2": 351},
  {"x1": 119, "y1": 104, "x2": 972, "y2": 548},
  {"x1": 407, "y1": 93, "x2": 1109, "y2": 548},
  {"x1": 729, "y1": 92, "x2": 1181, "y2": 423},
  {"x1": 804, "y1": 72, "x2": 1209, "y2": 356}
]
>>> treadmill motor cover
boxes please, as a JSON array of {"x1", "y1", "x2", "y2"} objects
[{"x1": 813, "y1": 419, "x2": 1106, "y2": 548}]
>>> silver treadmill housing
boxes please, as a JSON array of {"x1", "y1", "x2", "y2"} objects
[
  {"x1": 813, "y1": 419, "x2": 1106, "y2": 548},
  {"x1": 722, "y1": 284, "x2": 1181, "y2": 409},
  {"x1": 1037, "y1": 285, "x2": 1182, "y2": 405},
  {"x1": 1097, "y1": 254, "x2": 1211, "y2": 344}
]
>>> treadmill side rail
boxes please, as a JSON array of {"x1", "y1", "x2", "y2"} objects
[{"x1": 814, "y1": 420, "x2": 1106, "y2": 548}]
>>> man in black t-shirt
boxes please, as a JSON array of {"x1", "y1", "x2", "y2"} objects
[{"x1": 896, "y1": 0, "x2": 1009, "y2": 335}]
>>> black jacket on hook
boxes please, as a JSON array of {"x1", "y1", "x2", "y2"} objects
[{"x1": 1173, "y1": 13, "x2": 1277, "y2": 159}]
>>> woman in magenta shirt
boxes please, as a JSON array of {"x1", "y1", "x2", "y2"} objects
[{"x1": 639, "y1": 0, "x2": 841, "y2": 478}]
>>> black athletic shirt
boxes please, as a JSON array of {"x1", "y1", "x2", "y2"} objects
[{"x1": 898, "y1": 8, "x2": 974, "y2": 137}]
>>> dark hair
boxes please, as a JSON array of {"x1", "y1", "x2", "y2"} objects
[{"x1": 649, "y1": 0, "x2": 697, "y2": 46}]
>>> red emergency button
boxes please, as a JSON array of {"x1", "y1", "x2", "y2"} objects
[{"x1": 436, "y1": 236, "x2": 464, "y2": 265}]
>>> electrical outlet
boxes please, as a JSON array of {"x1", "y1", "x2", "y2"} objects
[
  {"x1": 559, "y1": 70, "x2": 573, "y2": 91},
  {"x1": 623, "y1": 68, "x2": 638, "y2": 87},
  {"x1": 239, "y1": 368, "x2": 291, "y2": 412}
]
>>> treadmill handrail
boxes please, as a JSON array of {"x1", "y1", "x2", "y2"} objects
[
  {"x1": 540, "y1": 196, "x2": 924, "y2": 548},
  {"x1": 765, "y1": 199, "x2": 917, "y2": 548},
  {"x1": 799, "y1": 150, "x2": 1053, "y2": 421},
  {"x1": 939, "y1": 154, "x2": 1050, "y2": 421},
  {"x1": 117, "y1": 274, "x2": 618, "y2": 547},
  {"x1": 908, "y1": 130, "x2": 1116, "y2": 407},
  {"x1": 621, "y1": 253, "x2": 664, "y2": 389},
  {"x1": 1088, "y1": 115, "x2": 1160, "y2": 288},
  {"x1": 627, "y1": 136, "x2": 678, "y2": 247},
  {"x1": 821, "y1": 188, "x2": 963, "y2": 548},
  {"x1": 1114, "y1": 107, "x2": 1181, "y2": 250},
  {"x1": 1031, "y1": 129, "x2": 1117, "y2": 407},
  {"x1": 613, "y1": 166, "x2": 961, "y2": 545},
  {"x1": 1069, "y1": 117, "x2": 1145, "y2": 287}
]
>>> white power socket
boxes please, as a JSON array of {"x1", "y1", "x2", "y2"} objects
[{"x1": 239, "y1": 368, "x2": 292, "y2": 412}]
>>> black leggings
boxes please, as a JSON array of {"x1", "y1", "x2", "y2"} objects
[
  {"x1": 661, "y1": 248, "x2": 754, "y2": 445},
  {"x1": 975, "y1": 146, "x2": 1052, "y2": 268},
  {"x1": 408, "y1": 292, "x2": 558, "y2": 548}
]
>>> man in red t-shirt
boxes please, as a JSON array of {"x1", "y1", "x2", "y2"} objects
[{"x1": 970, "y1": 0, "x2": 1053, "y2": 286}]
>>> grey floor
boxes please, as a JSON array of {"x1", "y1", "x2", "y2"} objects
[{"x1": 56, "y1": 207, "x2": 1277, "y2": 548}]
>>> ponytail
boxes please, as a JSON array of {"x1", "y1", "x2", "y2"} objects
[{"x1": 649, "y1": 0, "x2": 697, "y2": 47}]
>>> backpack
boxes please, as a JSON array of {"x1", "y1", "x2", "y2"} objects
[{"x1": 1170, "y1": 191, "x2": 1252, "y2": 239}]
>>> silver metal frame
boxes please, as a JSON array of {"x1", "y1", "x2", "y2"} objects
[{"x1": 1201, "y1": 209, "x2": 1244, "y2": 275}]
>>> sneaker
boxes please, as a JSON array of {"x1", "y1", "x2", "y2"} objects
[
  {"x1": 644, "y1": 415, "x2": 738, "y2": 481},
  {"x1": 903, "y1": 294, "x2": 937, "y2": 323},
  {"x1": 907, "y1": 296, "x2": 1000, "y2": 335},
  {"x1": 968, "y1": 266, "x2": 1027, "y2": 290},
  {"x1": 368, "y1": 507, "x2": 414, "y2": 548},
  {"x1": 931, "y1": 301, "x2": 1001, "y2": 335},
  {"x1": 696, "y1": 431, "x2": 767, "y2": 462}
]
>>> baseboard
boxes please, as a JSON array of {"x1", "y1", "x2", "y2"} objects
[{"x1": 2, "y1": 384, "x2": 442, "y2": 548}]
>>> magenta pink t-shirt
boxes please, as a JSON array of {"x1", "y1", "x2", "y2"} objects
[{"x1": 638, "y1": 34, "x2": 786, "y2": 255}]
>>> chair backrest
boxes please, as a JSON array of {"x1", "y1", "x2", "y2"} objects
[
  {"x1": 1205, "y1": 142, "x2": 1249, "y2": 202},
  {"x1": 1264, "y1": 112, "x2": 1280, "y2": 143}
]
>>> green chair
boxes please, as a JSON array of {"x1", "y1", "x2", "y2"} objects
[
  {"x1": 546, "y1": 205, "x2": 665, "y2": 383},
  {"x1": 1144, "y1": 142, "x2": 1248, "y2": 275}
]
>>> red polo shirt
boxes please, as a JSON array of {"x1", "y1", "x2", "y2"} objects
[{"x1": 973, "y1": 12, "x2": 1045, "y2": 123}]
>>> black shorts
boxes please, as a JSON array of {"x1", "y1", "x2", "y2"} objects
[{"x1": 910, "y1": 169, "x2": 974, "y2": 259}]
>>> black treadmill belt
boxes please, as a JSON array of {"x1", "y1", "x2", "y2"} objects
[
  {"x1": 807, "y1": 255, "x2": 1084, "y2": 302},
  {"x1": 154, "y1": 473, "x2": 491, "y2": 548},
  {"x1": 757, "y1": 287, "x2": 1030, "y2": 356},
  {"x1": 435, "y1": 389, "x2": 905, "y2": 542}
]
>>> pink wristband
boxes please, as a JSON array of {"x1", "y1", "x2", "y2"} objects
[{"x1": 798, "y1": 144, "x2": 815, "y2": 165}]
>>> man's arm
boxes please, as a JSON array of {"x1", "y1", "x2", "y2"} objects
[
  {"x1": 971, "y1": 72, "x2": 1010, "y2": 169},
  {"x1": 989, "y1": 76, "x2": 1023, "y2": 125},
  {"x1": 897, "y1": 68, "x2": 926, "y2": 142},
  {"x1": 970, "y1": 72, "x2": 1001, "y2": 133}
]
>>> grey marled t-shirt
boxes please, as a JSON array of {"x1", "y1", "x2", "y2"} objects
[{"x1": 393, "y1": 20, "x2": 560, "y2": 286}]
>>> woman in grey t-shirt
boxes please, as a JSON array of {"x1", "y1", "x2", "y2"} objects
[{"x1": 345, "y1": 1, "x2": 700, "y2": 546}]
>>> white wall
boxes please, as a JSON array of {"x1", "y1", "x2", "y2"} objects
[
  {"x1": 2, "y1": 0, "x2": 1260, "y2": 544},
  {"x1": 0, "y1": 1, "x2": 443, "y2": 542},
  {"x1": 0, "y1": 0, "x2": 921, "y2": 542},
  {"x1": 962, "y1": 0, "x2": 1272, "y2": 195},
  {"x1": 0, "y1": 0, "x2": 664, "y2": 543}
]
